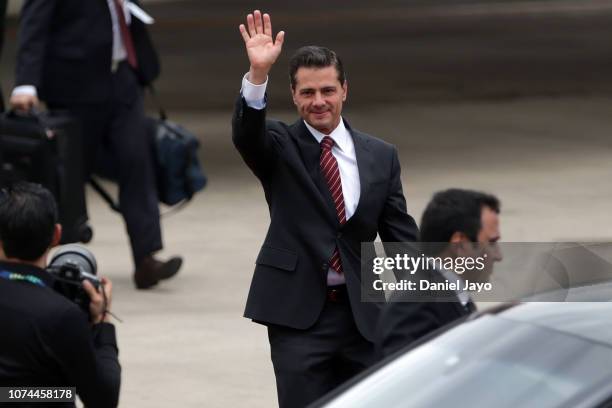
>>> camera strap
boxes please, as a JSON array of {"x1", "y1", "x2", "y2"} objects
[{"x1": 0, "y1": 270, "x2": 46, "y2": 288}]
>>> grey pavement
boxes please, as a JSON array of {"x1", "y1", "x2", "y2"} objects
[{"x1": 82, "y1": 97, "x2": 612, "y2": 407}]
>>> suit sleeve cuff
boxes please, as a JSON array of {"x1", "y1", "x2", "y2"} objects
[
  {"x1": 241, "y1": 73, "x2": 267, "y2": 110},
  {"x1": 92, "y1": 322, "x2": 118, "y2": 348}
]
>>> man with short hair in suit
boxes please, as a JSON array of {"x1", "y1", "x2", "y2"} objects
[
  {"x1": 9, "y1": 0, "x2": 181, "y2": 289},
  {"x1": 233, "y1": 10, "x2": 418, "y2": 408},
  {"x1": 376, "y1": 188, "x2": 502, "y2": 358}
]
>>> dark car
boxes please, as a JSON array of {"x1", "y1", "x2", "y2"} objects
[{"x1": 314, "y1": 300, "x2": 612, "y2": 408}]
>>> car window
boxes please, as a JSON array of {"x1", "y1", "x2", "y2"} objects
[{"x1": 323, "y1": 316, "x2": 612, "y2": 408}]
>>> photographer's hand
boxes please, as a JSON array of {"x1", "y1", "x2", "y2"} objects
[{"x1": 83, "y1": 277, "x2": 113, "y2": 324}]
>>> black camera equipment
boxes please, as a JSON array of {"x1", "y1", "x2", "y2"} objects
[{"x1": 47, "y1": 244, "x2": 100, "y2": 314}]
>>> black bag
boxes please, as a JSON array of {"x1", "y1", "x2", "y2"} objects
[
  {"x1": 148, "y1": 111, "x2": 207, "y2": 206},
  {"x1": 90, "y1": 88, "x2": 206, "y2": 211},
  {"x1": 0, "y1": 110, "x2": 92, "y2": 243}
]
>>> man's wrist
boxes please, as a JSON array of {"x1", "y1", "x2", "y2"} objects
[
  {"x1": 90, "y1": 308, "x2": 110, "y2": 324},
  {"x1": 103, "y1": 312, "x2": 113, "y2": 323},
  {"x1": 241, "y1": 72, "x2": 267, "y2": 110},
  {"x1": 247, "y1": 67, "x2": 269, "y2": 85}
]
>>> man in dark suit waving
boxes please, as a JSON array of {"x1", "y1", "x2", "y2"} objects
[
  {"x1": 233, "y1": 10, "x2": 418, "y2": 407},
  {"x1": 10, "y1": 0, "x2": 181, "y2": 289}
]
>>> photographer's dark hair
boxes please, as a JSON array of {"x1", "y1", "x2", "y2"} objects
[
  {"x1": 289, "y1": 46, "x2": 346, "y2": 89},
  {"x1": 0, "y1": 182, "x2": 58, "y2": 261},
  {"x1": 420, "y1": 188, "x2": 500, "y2": 245}
]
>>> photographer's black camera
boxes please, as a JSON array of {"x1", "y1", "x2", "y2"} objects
[{"x1": 47, "y1": 244, "x2": 100, "y2": 315}]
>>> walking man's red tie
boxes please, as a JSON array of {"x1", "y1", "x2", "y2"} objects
[{"x1": 112, "y1": 0, "x2": 138, "y2": 69}]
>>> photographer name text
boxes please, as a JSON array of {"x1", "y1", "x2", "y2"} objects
[{"x1": 372, "y1": 279, "x2": 492, "y2": 292}]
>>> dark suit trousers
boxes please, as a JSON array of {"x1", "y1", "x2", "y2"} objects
[
  {"x1": 267, "y1": 291, "x2": 376, "y2": 408},
  {"x1": 48, "y1": 62, "x2": 162, "y2": 266}
]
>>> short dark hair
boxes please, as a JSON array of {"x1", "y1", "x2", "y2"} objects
[
  {"x1": 289, "y1": 46, "x2": 346, "y2": 89},
  {"x1": 0, "y1": 182, "x2": 58, "y2": 261},
  {"x1": 420, "y1": 188, "x2": 500, "y2": 244}
]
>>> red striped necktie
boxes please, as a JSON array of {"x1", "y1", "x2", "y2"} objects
[
  {"x1": 320, "y1": 136, "x2": 345, "y2": 274},
  {"x1": 112, "y1": 0, "x2": 138, "y2": 69}
]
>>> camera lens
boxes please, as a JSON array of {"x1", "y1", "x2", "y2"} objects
[{"x1": 49, "y1": 244, "x2": 97, "y2": 276}]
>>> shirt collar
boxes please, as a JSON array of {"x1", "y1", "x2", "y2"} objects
[
  {"x1": 439, "y1": 268, "x2": 471, "y2": 306},
  {"x1": 304, "y1": 118, "x2": 350, "y2": 152}
]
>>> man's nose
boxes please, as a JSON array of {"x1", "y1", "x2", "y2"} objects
[
  {"x1": 313, "y1": 92, "x2": 325, "y2": 106},
  {"x1": 492, "y1": 247, "x2": 503, "y2": 262}
]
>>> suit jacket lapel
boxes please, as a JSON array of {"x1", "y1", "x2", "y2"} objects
[
  {"x1": 346, "y1": 121, "x2": 371, "y2": 225},
  {"x1": 291, "y1": 120, "x2": 338, "y2": 225}
]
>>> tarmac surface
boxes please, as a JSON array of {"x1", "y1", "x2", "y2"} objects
[{"x1": 1, "y1": 1, "x2": 612, "y2": 407}]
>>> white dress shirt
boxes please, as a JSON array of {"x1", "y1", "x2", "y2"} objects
[
  {"x1": 12, "y1": 1, "x2": 131, "y2": 99},
  {"x1": 439, "y1": 268, "x2": 472, "y2": 307},
  {"x1": 106, "y1": 0, "x2": 131, "y2": 67},
  {"x1": 241, "y1": 74, "x2": 361, "y2": 286}
]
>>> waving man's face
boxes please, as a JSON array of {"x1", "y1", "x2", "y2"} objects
[{"x1": 291, "y1": 66, "x2": 347, "y2": 135}]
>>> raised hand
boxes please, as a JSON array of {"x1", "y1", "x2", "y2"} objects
[{"x1": 239, "y1": 10, "x2": 285, "y2": 84}]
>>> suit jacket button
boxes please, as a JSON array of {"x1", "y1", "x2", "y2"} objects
[
  {"x1": 337, "y1": 232, "x2": 342, "y2": 239},
  {"x1": 321, "y1": 263, "x2": 328, "y2": 271}
]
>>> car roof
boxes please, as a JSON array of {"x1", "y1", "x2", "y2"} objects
[
  {"x1": 496, "y1": 301, "x2": 612, "y2": 347},
  {"x1": 520, "y1": 280, "x2": 612, "y2": 302}
]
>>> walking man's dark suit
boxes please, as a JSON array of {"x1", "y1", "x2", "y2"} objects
[
  {"x1": 376, "y1": 188, "x2": 502, "y2": 359},
  {"x1": 234, "y1": 11, "x2": 418, "y2": 407},
  {"x1": 11, "y1": 0, "x2": 181, "y2": 288},
  {"x1": 376, "y1": 269, "x2": 474, "y2": 358}
]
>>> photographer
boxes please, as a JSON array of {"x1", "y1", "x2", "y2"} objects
[{"x1": 0, "y1": 182, "x2": 120, "y2": 407}]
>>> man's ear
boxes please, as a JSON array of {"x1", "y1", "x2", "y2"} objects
[
  {"x1": 51, "y1": 224, "x2": 62, "y2": 248},
  {"x1": 449, "y1": 232, "x2": 472, "y2": 256},
  {"x1": 449, "y1": 231, "x2": 469, "y2": 244},
  {"x1": 342, "y1": 80, "x2": 348, "y2": 102}
]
